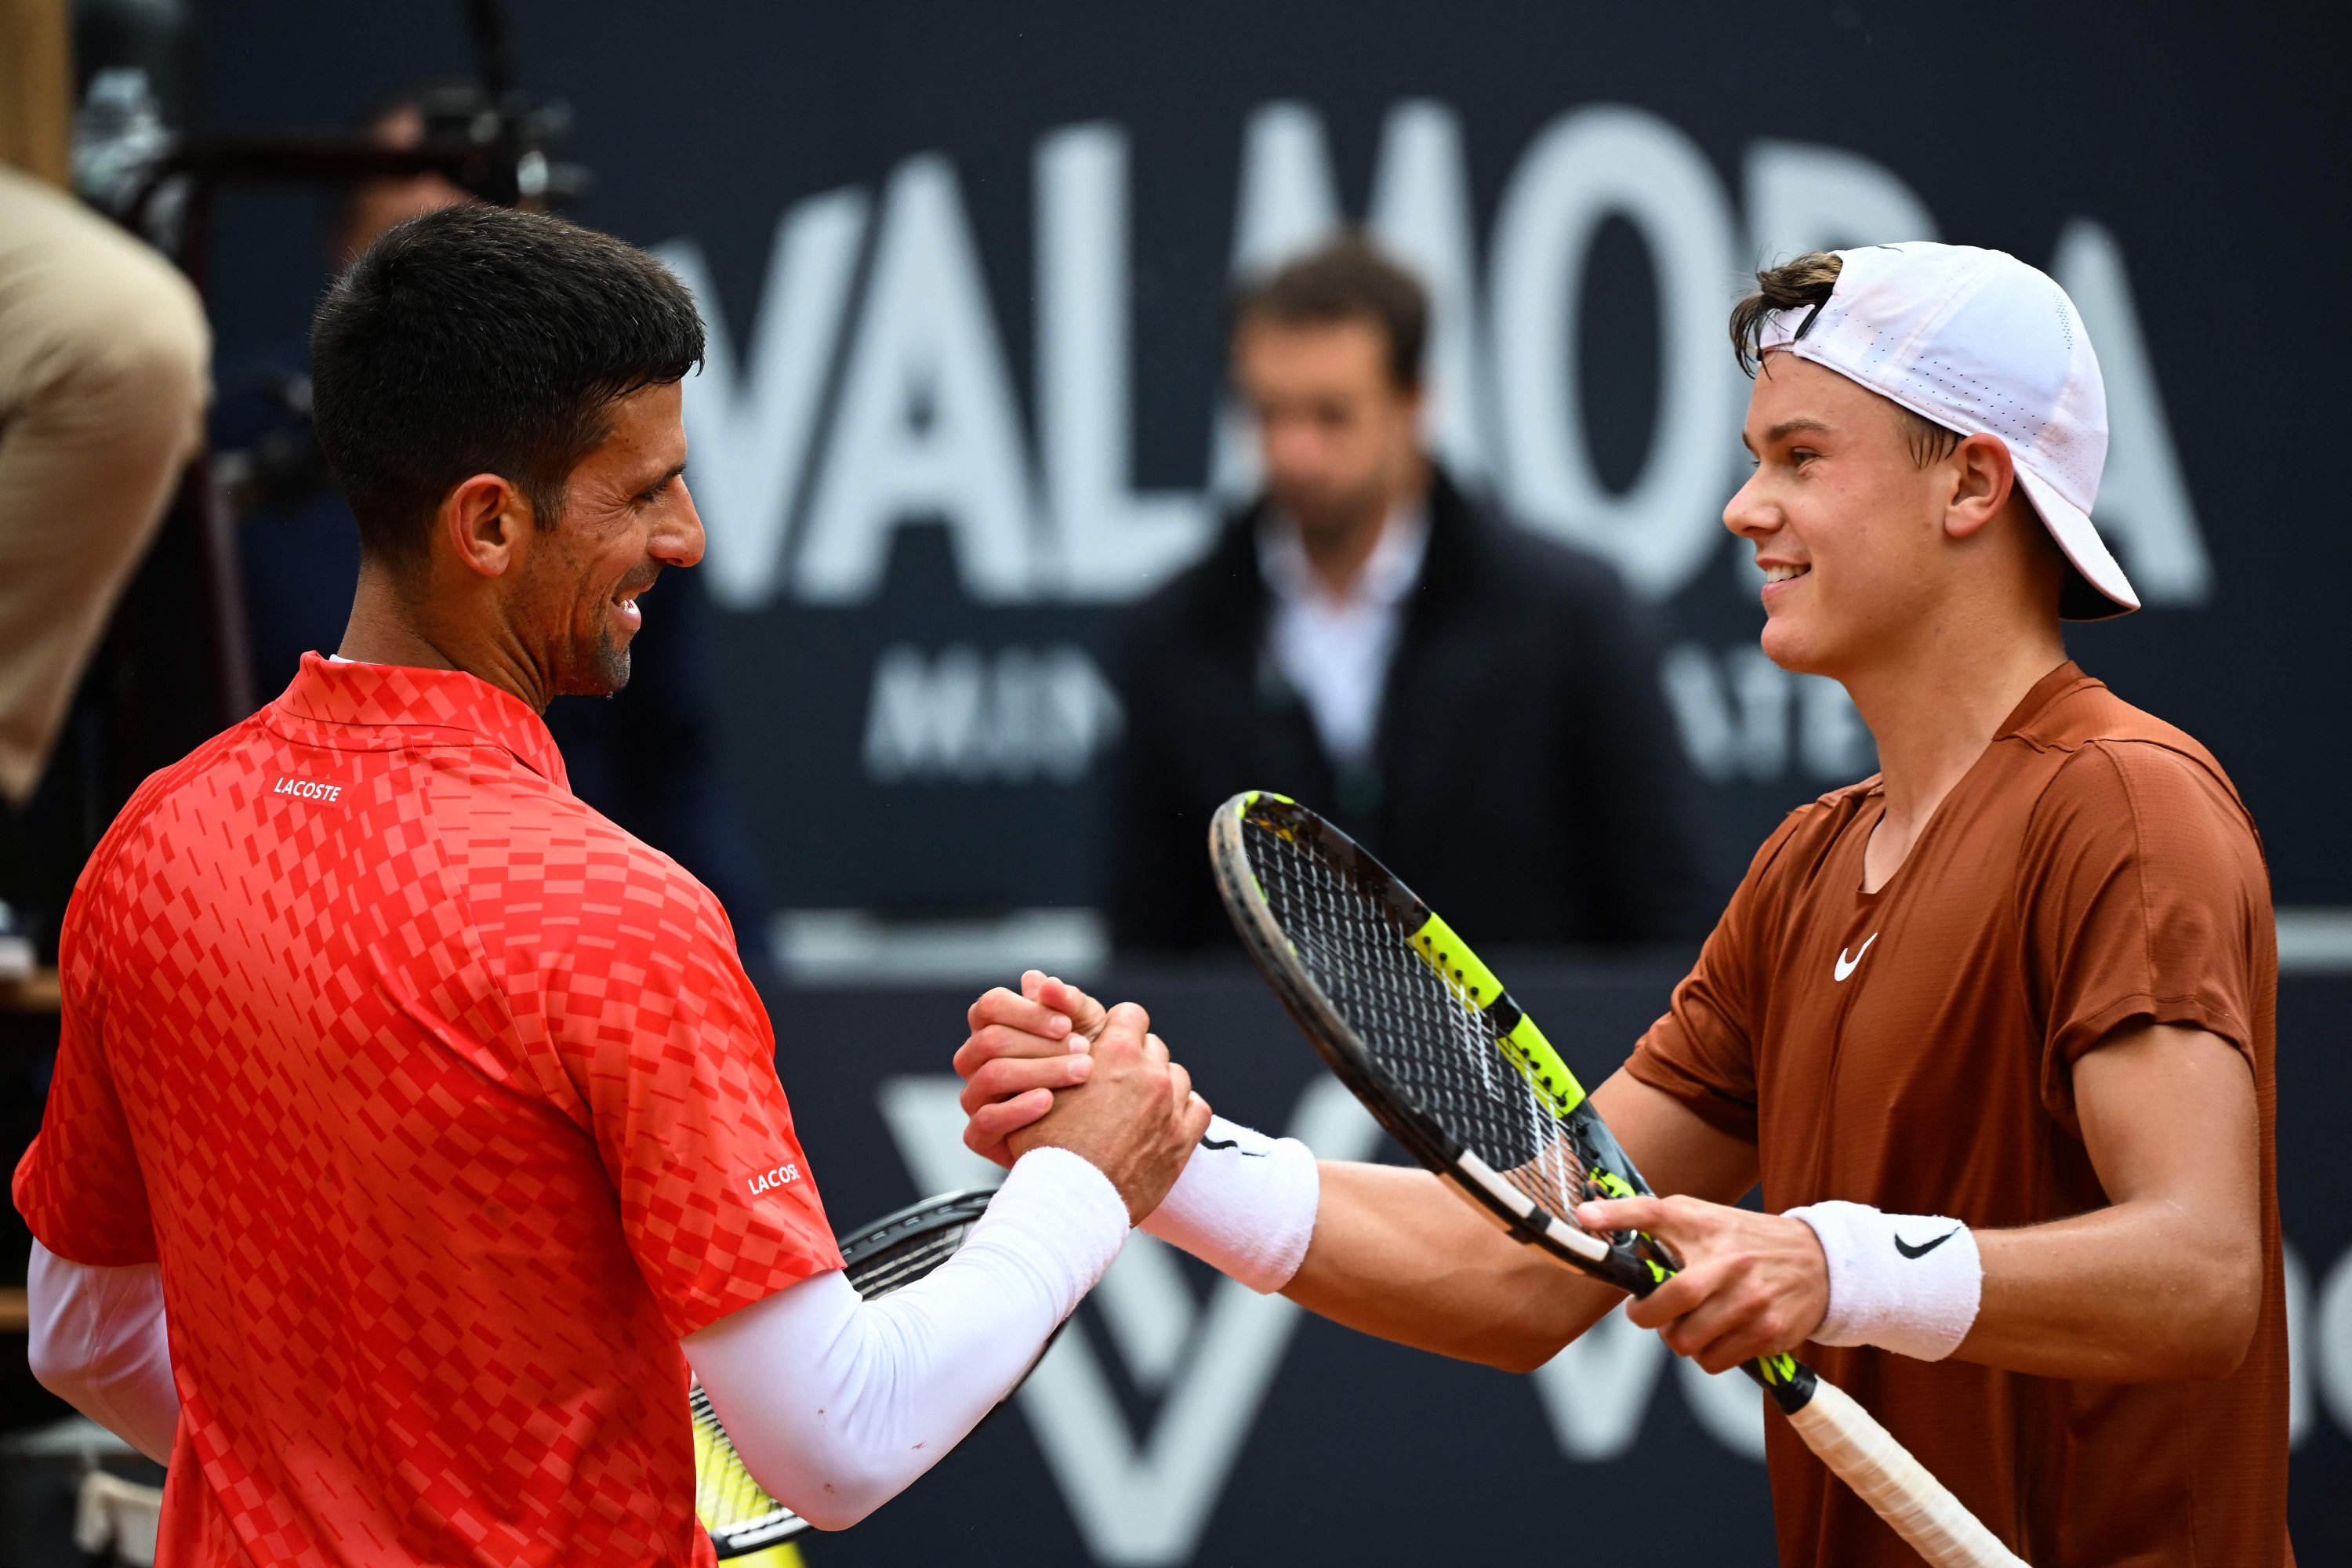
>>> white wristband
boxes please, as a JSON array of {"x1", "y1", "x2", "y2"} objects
[
  {"x1": 1139, "y1": 1116, "x2": 1319, "y2": 1294},
  {"x1": 1786, "y1": 1200, "x2": 1983, "y2": 1362}
]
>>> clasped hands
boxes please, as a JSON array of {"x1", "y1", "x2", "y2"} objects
[
  {"x1": 956, "y1": 970, "x2": 1207, "y2": 1225},
  {"x1": 956, "y1": 971, "x2": 1830, "y2": 1368}
]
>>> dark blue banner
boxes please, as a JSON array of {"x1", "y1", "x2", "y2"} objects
[
  {"x1": 770, "y1": 967, "x2": 2350, "y2": 1565},
  {"x1": 198, "y1": 0, "x2": 2352, "y2": 943}
]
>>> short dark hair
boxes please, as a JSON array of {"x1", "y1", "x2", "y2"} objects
[
  {"x1": 1226, "y1": 232, "x2": 1429, "y2": 390},
  {"x1": 1728, "y1": 250, "x2": 1962, "y2": 467},
  {"x1": 310, "y1": 204, "x2": 705, "y2": 566}
]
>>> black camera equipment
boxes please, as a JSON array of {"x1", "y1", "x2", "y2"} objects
[{"x1": 82, "y1": 0, "x2": 592, "y2": 741}]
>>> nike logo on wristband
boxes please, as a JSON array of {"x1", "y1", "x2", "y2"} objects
[
  {"x1": 1200, "y1": 1137, "x2": 1267, "y2": 1156},
  {"x1": 1894, "y1": 1227, "x2": 1961, "y2": 1259}
]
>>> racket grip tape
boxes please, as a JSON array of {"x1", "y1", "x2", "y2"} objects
[{"x1": 1781, "y1": 1378, "x2": 2030, "y2": 1568}]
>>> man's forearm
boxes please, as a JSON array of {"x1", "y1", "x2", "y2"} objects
[
  {"x1": 1178, "y1": 1073, "x2": 1755, "y2": 1373},
  {"x1": 950, "y1": 1000, "x2": 1758, "y2": 1376},
  {"x1": 684, "y1": 1146, "x2": 1129, "y2": 1530},
  {"x1": 1952, "y1": 1022, "x2": 2267, "y2": 1383},
  {"x1": 1281, "y1": 1161, "x2": 1619, "y2": 1373},
  {"x1": 1959, "y1": 1202, "x2": 2261, "y2": 1381}
]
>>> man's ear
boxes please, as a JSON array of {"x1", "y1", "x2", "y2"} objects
[
  {"x1": 438, "y1": 474, "x2": 532, "y2": 578},
  {"x1": 1943, "y1": 434, "x2": 2017, "y2": 541}
]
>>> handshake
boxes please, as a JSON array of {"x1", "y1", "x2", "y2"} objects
[{"x1": 953, "y1": 971, "x2": 1209, "y2": 1225}]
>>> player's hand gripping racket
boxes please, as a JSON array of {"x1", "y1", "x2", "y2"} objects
[
  {"x1": 1210, "y1": 792, "x2": 2027, "y2": 1568},
  {"x1": 693, "y1": 1189, "x2": 1050, "y2": 1561}
]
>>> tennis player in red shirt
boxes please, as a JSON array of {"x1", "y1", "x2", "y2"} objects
[
  {"x1": 13, "y1": 203, "x2": 1209, "y2": 1566},
  {"x1": 957, "y1": 244, "x2": 2288, "y2": 1563}
]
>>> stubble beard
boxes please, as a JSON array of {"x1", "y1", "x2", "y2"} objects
[
  {"x1": 554, "y1": 618, "x2": 633, "y2": 699},
  {"x1": 587, "y1": 621, "x2": 633, "y2": 695}
]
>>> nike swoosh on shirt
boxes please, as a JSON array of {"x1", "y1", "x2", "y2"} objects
[
  {"x1": 1895, "y1": 1228, "x2": 1961, "y2": 1260},
  {"x1": 1834, "y1": 932, "x2": 1879, "y2": 982}
]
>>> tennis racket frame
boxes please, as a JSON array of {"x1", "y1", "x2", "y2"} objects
[
  {"x1": 1211, "y1": 793, "x2": 1687, "y2": 1304},
  {"x1": 694, "y1": 1188, "x2": 1014, "y2": 1560},
  {"x1": 1208, "y1": 790, "x2": 2028, "y2": 1568}
]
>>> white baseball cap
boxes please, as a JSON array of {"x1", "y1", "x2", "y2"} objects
[{"x1": 1752, "y1": 241, "x2": 2137, "y2": 619}]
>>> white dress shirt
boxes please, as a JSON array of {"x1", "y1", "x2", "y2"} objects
[{"x1": 1258, "y1": 503, "x2": 1431, "y2": 766}]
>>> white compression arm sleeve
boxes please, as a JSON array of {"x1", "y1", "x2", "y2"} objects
[
  {"x1": 682, "y1": 1145, "x2": 1128, "y2": 1531},
  {"x1": 1139, "y1": 1116, "x2": 1319, "y2": 1294},
  {"x1": 25, "y1": 1241, "x2": 179, "y2": 1464}
]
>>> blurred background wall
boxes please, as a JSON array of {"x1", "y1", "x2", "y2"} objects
[
  {"x1": 4, "y1": 2, "x2": 2347, "y2": 1563},
  {"x1": 191, "y1": 0, "x2": 2348, "y2": 971}
]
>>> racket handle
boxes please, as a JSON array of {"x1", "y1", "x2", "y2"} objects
[{"x1": 1782, "y1": 1377, "x2": 2030, "y2": 1568}]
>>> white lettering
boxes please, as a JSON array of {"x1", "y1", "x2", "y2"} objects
[
  {"x1": 1036, "y1": 123, "x2": 1214, "y2": 600},
  {"x1": 656, "y1": 109, "x2": 2190, "y2": 627},
  {"x1": 865, "y1": 644, "x2": 985, "y2": 782},
  {"x1": 1675, "y1": 1352, "x2": 1767, "y2": 1460},
  {"x1": 1489, "y1": 105, "x2": 1743, "y2": 600},
  {"x1": 659, "y1": 190, "x2": 868, "y2": 611},
  {"x1": 271, "y1": 777, "x2": 343, "y2": 802},
  {"x1": 1530, "y1": 1303, "x2": 1668, "y2": 1460},
  {"x1": 1730, "y1": 648, "x2": 1793, "y2": 782},
  {"x1": 1661, "y1": 643, "x2": 1871, "y2": 784},
  {"x1": 1798, "y1": 670, "x2": 1876, "y2": 780},
  {"x1": 1229, "y1": 100, "x2": 1342, "y2": 281},
  {"x1": 2316, "y1": 1243, "x2": 2352, "y2": 1442},
  {"x1": 1742, "y1": 139, "x2": 1940, "y2": 265},
  {"x1": 1208, "y1": 100, "x2": 1493, "y2": 499},
  {"x1": 862, "y1": 643, "x2": 1123, "y2": 785},
  {"x1": 1661, "y1": 644, "x2": 1739, "y2": 782},
  {"x1": 2286, "y1": 1241, "x2": 2310, "y2": 1448},
  {"x1": 1661, "y1": 643, "x2": 1786, "y2": 782},
  {"x1": 1207, "y1": 102, "x2": 1345, "y2": 501},
  {"x1": 886, "y1": 1068, "x2": 2345, "y2": 1541},
  {"x1": 797, "y1": 154, "x2": 1036, "y2": 603},
  {"x1": 1532, "y1": 1299, "x2": 1766, "y2": 1464},
  {"x1": 2050, "y1": 217, "x2": 2213, "y2": 605},
  {"x1": 746, "y1": 1163, "x2": 800, "y2": 1196},
  {"x1": 1367, "y1": 100, "x2": 1492, "y2": 483}
]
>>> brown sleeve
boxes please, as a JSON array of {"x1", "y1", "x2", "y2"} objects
[
  {"x1": 1625, "y1": 811, "x2": 1810, "y2": 1142},
  {"x1": 2020, "y1": 742, "x2": 2272, "y2": 1131}
]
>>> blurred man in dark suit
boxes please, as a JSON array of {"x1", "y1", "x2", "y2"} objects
[{"x1": 1109, "y1": 235, "x2": 1710, "y2": 953}]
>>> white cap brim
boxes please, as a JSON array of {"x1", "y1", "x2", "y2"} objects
[{"x1": 2012, "y1": 463, "x2": 2139, "y2": 620}]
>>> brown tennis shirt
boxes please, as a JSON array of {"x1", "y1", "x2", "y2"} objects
[{"x1": 1628, "y1": 661, "x2": 2289, "y2": 1566}]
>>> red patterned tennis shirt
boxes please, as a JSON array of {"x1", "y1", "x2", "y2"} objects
[{"x1": 14, "y1": 653, "x2": 841, "y2": 1566}]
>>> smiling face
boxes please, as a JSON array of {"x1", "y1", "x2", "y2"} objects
[
  {"x1": 507, "y1": 379, "x2": 702, "y2": 696},
  {"x1": 1722, "y1": 354, "x2": 1978, "y2": 681}
]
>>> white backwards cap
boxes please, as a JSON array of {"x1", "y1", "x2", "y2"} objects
[{"x1": 1753, "y1": 241, "x2": 2136, "y2": 619}]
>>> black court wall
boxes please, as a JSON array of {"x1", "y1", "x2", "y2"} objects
[{"x1": 771, "y1": 968, "x2": 2350, "y2": 1566}]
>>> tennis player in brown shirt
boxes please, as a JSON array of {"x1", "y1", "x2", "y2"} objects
[{"x1": 957, "y1": 242, "x2": 2289, "y2": 1565}]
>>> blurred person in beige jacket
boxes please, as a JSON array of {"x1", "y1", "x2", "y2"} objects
[{"x1": 0, "y1": 0, "x2": 210, "y2": 811}]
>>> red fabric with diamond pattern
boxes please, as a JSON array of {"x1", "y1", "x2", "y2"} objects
[{"x1": 14, "y1": 652, "x2": 840, "y2": 1567}]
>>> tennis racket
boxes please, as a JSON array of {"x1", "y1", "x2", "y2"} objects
[
  {"x1": 1209, "y1": 791, "x2": 2026, "y2": 1568},
  {"x1": 694, "y1": 1189, "x2": 1033, "y2": 1561}
]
